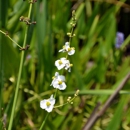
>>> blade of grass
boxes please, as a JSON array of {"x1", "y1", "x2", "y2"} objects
[
  {"x1": 36, "y1": 0, "x2": 47, "y2": 91},
  {"x1": 106, "y1": 96, "x2": 126, "y2": 130},
  {"x1": 62, "y1": 90, "x2": 130, "y2": 95},
  {"x1": 0, "y1": 0, "x2": 3, "y2": 129}
]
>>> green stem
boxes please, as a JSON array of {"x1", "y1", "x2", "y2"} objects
[
  {"x1": 0, "y1": 33, "x2": 3, "y2": 130},
  {"x1": 8, "y1": 3, "x2": 33, "y2": 130},
  {"x1": 39, "y1": 10, "x2": 76, "y2": 130},
  {"x1": 39, "y1": 113, "x2": 49, "y2": 130},
  {"x1": 66, "y1": 25, "x2": 74, "y2": 60},
  {"x1": 39, "y1": 89, "x2": 58, "y2": 130},
  {"x1": 54, "y1": 95, "x2": 76, "y2": 108},
  {"x1": 69, "y1": 27, "x2": 74, "y2": 43},
  {"x1": 0, "y1": 0, "x2": 3, "y2": 128},
  {"x1": 54, "y1": 102, "x2": 69, "y2": 108},
  {"x1": 0, "y1": 30, "x2": 22, "y2": 49},
  {"x1": 54, "y1": 89, "x2": 58, "y2": 98}
]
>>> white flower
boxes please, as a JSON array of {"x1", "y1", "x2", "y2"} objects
[
  {"x1": 59, "y1": 42, "x2": 75, "y2": 55},
  {"x1": 55, "y1": 58, "x2": 68, "y2": 70},
  {"x1": 64, "y1": 61, "x2": 73, "y2": 72},
  {"x1": 55, "y1": 58, "x2": 73, "y2": 72},
  {"x1": 51, "y1": 73, "x2": 66, "y2": 90},
  {"x1": 50, "y1": 72, "x2": 59, "y2": 86},
  {"x1": 40, "y1": 95, "x2": 55, "y2": 113}
]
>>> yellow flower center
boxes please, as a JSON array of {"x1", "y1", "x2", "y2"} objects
[
  {"x1": 58, "y1": 80, "x2": 62, "y2": 85},
  {"x1": 68, "y1": 47, "x2": 75, "y2": 52},
  {"x1": 46, "y1": 101, "x2": 51, "y2": 107},
  {"x1": 58, "y1": 60, "x2": 62, "y2": 65},
  {"x1": 70, "y1": 64, "x2": 73, "y2": 67},
  {"x1": 68, "y1": 47, "x2": 71, "y2": 51}
]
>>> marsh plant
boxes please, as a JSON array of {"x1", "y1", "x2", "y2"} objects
[
  {"x1": 0, "y1": 0, "x2": 79, "y2": 129},
  {"x1": 39, "y1": 10, "x2": 79, "y2": 129},
  {"x1": 1, "y1": 0, "x2": 130, "y2": 130}
]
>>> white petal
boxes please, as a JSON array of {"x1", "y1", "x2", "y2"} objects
[
  {"x1": 55, "y1": 60, "x2": 65, "y2": 70},
  {"x1": 68, "y1": 49, "x2": 75, "y2": 55},
  {"x1": 40, "y1": 100, "x2": 47, "y2": 109},
  {"x1": 50, "y1": 98, "x2": 55, "y2": 106},
  {"x1": 58, "y1": 75, "x2": 65, "y2": 82},
  {"x1": 65, "y1": 42, "x2": 70, "y2": 46},
  {"x1": 55, "y1": 72, "x2": 59, "y2": 77},
  {"x1": 45, "y1": 105, "x2": 53, "y2": 112},
  {"x1": 50, "y1": 95, "x2": 54, "y2": 100},
  {"x1": 50, "y1": 72, "x2": 59, "y2": 86},
  {"x1": 58, "y1": 65, "x2": 65, "y2": 70},
  {"x1": 55, "y1": 60, "x2": 60, "y2": 66},
  {"x1": 58, "y1": 82, "x2": 66, "y2": 90},
  {"x1": 68, "y1": 68, "x2": 71, "y2": 72},
  {"x1": 59, "y1": 49, "x2": 64, "y2": 52},
  {"x1": 50, "y1": 78, "x2": 57, "y2": 86},
  {"x1": 64, "y1": 62, "x2": 70, "y2": 70},
  {"x1": 66, "y1": 46, "x2": 70, "y2": 51},
  {"x1": 60, "y1": 57, "x2": 67, "y2": 61},
  {"x1": 53, "y1": 81, "x2": 59, "y2": 88}
]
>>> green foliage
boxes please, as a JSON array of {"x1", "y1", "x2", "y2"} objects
[{"x1": 0, "y1": 0, "x2": 130, "y2": 130}]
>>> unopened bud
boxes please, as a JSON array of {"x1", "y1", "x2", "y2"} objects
[
  {"x1": 72, "y1": 10, "x2": 76, "y2": 16},
  {"x1": 71, "y1": 102, "x2": 73, "y2": 104},
  {"x1": 73, "y1": 34, "x2": 76, "y2": 37},
  {"x1": 75, "y1": 89, "x2": 80, "y2": 96},
  {"x1": 67, "y1": 32, "x2": 71, "y2": 36},
  {"x1": 67, "y1": 96, "x2": 71, "y2": 102},
  {"x1": 68, "y1": 96, "x2": 71, "y2": 99}
]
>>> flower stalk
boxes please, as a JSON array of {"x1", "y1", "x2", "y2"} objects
[
  {"x1": 0, "y1": 30, "x2": 22, "y2": 49},
  {"x1": 8, "y1": 2, "x2": 33, "y2": 130},
  {"x1": 39, "y1": 10, "x2": 78, "y2": 129}
]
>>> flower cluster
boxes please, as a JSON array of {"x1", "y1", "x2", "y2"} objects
[{"x1": 40, "y1": 10, "x2": 76, "y2": 113}]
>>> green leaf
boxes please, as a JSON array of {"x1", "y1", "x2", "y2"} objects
[{"x1": 106, "y1": 96, "x2": 126, "y2": 130}]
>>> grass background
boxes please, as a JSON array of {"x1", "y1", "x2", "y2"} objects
[{"x1": 0, "y1": 0, "x2": 130, "y2": 130}]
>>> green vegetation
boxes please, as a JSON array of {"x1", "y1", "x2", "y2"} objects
[{"x1": 0, "y1": 0, "x2": 130, "y2": 130}]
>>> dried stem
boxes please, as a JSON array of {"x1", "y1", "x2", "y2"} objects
[{"x1": 82, "y1": 72, "x2": 130, "y2": 130}]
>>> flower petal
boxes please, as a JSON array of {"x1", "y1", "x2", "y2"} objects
[
  {"x1": 68, "y1": 49, "x2": 75, "y2": 55},
  {"x1": 45, "y1": 105, "x2": 53, "y2": 112},
  {"x1": 58, "y1": 82, "x2": 66, "y2": 90},
  {"x1": 40, "y1": 100, "x2": 47, "y2": 109}
]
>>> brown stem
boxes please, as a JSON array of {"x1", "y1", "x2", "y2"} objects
[{"x1": 82, "y1": 72, "x2": 130, "y2": 130}]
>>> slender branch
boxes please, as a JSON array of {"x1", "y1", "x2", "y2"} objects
[
  {"x1": 0, "y1": 30, "x2": 22, "y2": 49},
  {"x1": 7, "y1": 2, "x2": 33, "y2": 130},
  {"x1": 82, "y1": 72, "x2": 130, "y2": 130}
]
